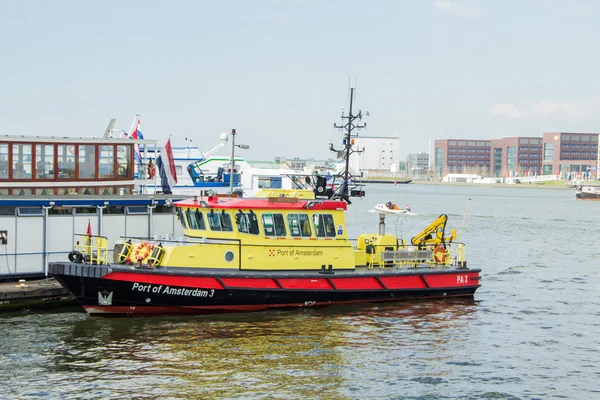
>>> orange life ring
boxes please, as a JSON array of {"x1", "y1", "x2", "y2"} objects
[
  {"x1": 434, "y1": 245, "x2": 448, "y2": 263},
  {"x1": 68, "y1": 145, "x2": 75, "y2": 155},
  {"x1": 134, "y1": 242, "x2": 152, "y2": 261}
]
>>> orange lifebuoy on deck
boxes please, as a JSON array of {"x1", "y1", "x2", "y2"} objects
[
  {"x1": 434, "y1": 245, "x2": 448, "y2": 263},
  {"x1": 133, "y1": 242, "x2": 152, "y2": 261},
  {"x1": 68, "y1": 145, "x2": 75, "y2": 155}
]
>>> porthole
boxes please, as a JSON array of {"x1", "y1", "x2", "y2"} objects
[{"x1": 224, "y1": 251, "x2": 235, "y2": 262}]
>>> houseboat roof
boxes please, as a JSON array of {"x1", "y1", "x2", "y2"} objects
[
  {"x1": 0, "y1": 134, "x2": 157, "y2": 145},
  {"x1": 175, "y1": 195, "x2": 348, "y2": 211}
]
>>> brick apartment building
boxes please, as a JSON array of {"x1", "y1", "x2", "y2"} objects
[{"x1": 434, "y1": 133, "x2": 599, "y2": 179}]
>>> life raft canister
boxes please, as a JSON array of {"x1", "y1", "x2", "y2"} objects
[
  {"x1": 133, "y1": 242, "x2": 153, "y2": 261},
  {"x1": 433, "y1": 245, "x2": 448, "y2": 263},
  {"x1": 117, "y1": 240, "x2": 133, "y2": 264}
]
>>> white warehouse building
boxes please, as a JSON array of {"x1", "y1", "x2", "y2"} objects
[{"x1": 348, "y1": 135, "x2": 401, "y2": 176}]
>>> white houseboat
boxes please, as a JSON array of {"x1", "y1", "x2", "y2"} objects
[{"x1": 0, "y1": 134, "x2": 183, "y2": 280}]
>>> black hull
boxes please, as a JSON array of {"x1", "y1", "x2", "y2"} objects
[{"x1": 51, "y1": 263, "x2": 481, "y2": 316}]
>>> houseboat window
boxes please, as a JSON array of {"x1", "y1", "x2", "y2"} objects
[
  {"x1": 74, "y1": 207, "x2": 98, "y2": 214},
  {"x1": 99, "y1": 145, "x2": 115, "y2": 178},
  {"x1": 117, "y1": 186, "x2": 131, "y2": 195},
  {"x1": 57, "y1": 145, "x2": 76, "y2": 179},
  {"x1": 262, "y1": 213, "x2": 286, "y2": 237},
  {"x1": 35, "y1": 144, "x2": 55, "y2": 179},
  {"x1": 288, "y1": 214, "x2": 311, "y2": 237},
  {"x1": 117, "y1": 145, "x2": 131, "y2": 177},
  {"x1": 0, "y1": 207, "x2": 15, "y2": 216},
  {"x1": 313, "y1": 214, "x2": 336, "y2": 238},
  {"x1": 56, "y1": 188, "x2": 78, "y2": 195},
  {"x1": 0, "y1": 188, "x2": 8, "y2": 196},
  {"x1": 13, "y1": 188, "x2": 32, "y2": 195},
  {"x1": 104, "y1": 206, "x2": 125, "y2": 215},
  {"x1": 99, "y1": 187, "x2": 114, "y2": 195},
  {"x1": 48, "y1": 206, "x2": 73, "y2": 215},
  {"x1": 0, "y1": 144, "x2": 8, "y2": 180},
  {"x1": 78, "y1": 145, "x2": 96, "y2": 179},
  {"x1": 79, "y1": 187, "x2": 96, "y2": 195},
  {"x1": 12, "y1": 144, "x2": 32, "y2": 180},
  {"x1": 35, "y1": 188, "x2": 54, "y2": 196},
  {"x1": 154, "y1": 205, "x2": 174, "y2": 214},
  {"x1": 17, "y1": 207, "x2": 44, "y2": 216},
  {"x1": 127, "y1": 206, "x2": 148, "y2": 215}
]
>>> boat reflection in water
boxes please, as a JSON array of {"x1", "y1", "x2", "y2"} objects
[{"x1": 48, "y1": 299, "x2": 477, "y2": 398}]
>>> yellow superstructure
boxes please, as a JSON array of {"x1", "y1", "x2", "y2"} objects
[{"x1": 106, "y1": 195, "x2": 465, "y2": 272}]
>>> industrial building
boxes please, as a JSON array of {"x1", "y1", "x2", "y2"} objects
[
  {"x1": 406, "y1": 152, "x2": 430, "y2": 179},
  {"x1": 348, "y1": 135, "x2": 401, "y2": 177}
]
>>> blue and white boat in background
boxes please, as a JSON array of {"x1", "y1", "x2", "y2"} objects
[{"x1": 143, "y1": 131, "x2": 297, "y2": 197}]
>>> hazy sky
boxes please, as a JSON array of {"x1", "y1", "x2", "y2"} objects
[{"x1": 2, "y1": 0, "x2": 600, "y2": 161}]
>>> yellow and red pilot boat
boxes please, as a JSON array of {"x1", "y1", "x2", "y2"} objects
[
  {"x1": 48, "y1": 188, "x2": 480, "y2": 315},
  {"x1": 48, "y1": 88, "x2": 480, "y2": 315}
]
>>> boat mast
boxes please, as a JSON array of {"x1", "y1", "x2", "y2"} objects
[{"x1": 331, "y1": 87, "x2": 366, "y2": 203}]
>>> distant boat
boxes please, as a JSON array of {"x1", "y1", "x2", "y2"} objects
[
  {"x1": 575, "y1": 185, "x2": 600, "y2": 200},
  {"x1": 374, "y1": 203, "x2": 410, "y2": 215},
  {"x1": 142, "y1": 133, "x2": 297, "y2": 198}
]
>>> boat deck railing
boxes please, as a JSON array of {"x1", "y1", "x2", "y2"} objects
[
  {"x1": 74, "y1": 234, "x2": 110, "y2": 265},
  {"x1": 77, "y1": 234, "x2": 466, "y2": 270},
  {"x1": 351, "y1": 241, "x2": 467, "y2": 270}
]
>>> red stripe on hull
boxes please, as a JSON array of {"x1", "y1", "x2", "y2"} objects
[
  {"x1": 103, "y1": 272, "x2": 223, "y2": 289},
  {"x1": 423, "y1": 272, "x2": 480, "y2": 288},
  {"x1": 220, "y1": 277, "x2": 279, "y2": 289},
  {"x1": 277, "y1": 278, "x2": 333, "y2": 290},
  {"x1": 330, "y1": 277, "x2": 382, "y2": 290},
  {"x1": 379, "y1": 275, "x2": 427, "y2": 289}
]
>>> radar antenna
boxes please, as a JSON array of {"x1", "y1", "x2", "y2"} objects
[{"x1": 330, "y1": 87, "x2": 366, "y2": 204}]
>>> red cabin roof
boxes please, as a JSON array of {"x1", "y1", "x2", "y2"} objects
[{"x1": 175, "y1": 195, "x2": 347, "y2": 211}]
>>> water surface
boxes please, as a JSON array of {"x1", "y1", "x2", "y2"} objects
[{"x1": 1, "y1": 184, "x2": 598, "y2": 399}]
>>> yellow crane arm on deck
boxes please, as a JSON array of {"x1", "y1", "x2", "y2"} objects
[{"x1": 410, "y1": 214, "x2": 456, "y2": 247}]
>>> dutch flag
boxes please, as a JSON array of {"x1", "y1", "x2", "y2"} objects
[
  {"x1": 156, "y1": 138, "x2": 178, "y2": 194},
  {"x1": 129, "y1": 118, "x2": 144, "y2": 165}
]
